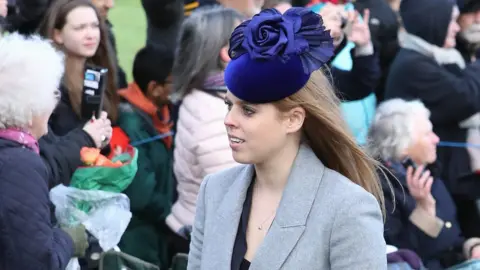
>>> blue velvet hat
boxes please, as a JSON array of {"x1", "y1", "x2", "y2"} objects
[{"x1": 224, "y1": 8, "x2": 334, "y2": 103}]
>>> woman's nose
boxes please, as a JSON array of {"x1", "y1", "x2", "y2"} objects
[
  {"x1": 433, "y1": 133, "x2": 440, "y2": 144},
  {"x1": 224, "y1": 109, "x2": 237, "y2": 129},
  {"x1": 85, "y1": 27, "x2": 96, "y2": 39}
]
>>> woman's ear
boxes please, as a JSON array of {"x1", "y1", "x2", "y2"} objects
[
  {"x1": 220, "y1": 46, "x2": 231, "y2": 64},
  {"x1": 285, "y1": 107, "x2": 306, "y2": 134},
  {"x1": 53, "y1": 29, "x2": 63, "y2": 45}
]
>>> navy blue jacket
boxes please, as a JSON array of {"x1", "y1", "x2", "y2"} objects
[
  {"x1": 382, "y1": 162, "x2": 465, "y2": 269},
  {"x1": 330, "y1": 47, "x2": 381, "y2": 102},
  {"x1": 0, "y1": 138, "x2": 74, "y2": 270}
]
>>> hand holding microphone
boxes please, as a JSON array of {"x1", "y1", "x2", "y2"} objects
[{"x1": 83, "y1": 111, "x2": 112, "y2": 148}]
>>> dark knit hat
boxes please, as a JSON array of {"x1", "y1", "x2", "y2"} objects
[
  {"x1": 400, "y1": 0, "x2": 456, "y2": 46},
  {"x1": 458, "y1": 0, "x2": 480, "y2": 14}
]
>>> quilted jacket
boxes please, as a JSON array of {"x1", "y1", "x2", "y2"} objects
[
  {"x1": 0, "y1": 138, "x2": 74, "y2": 270},
  {"x1": 166, "y1": 89, "x2": 237, "y2": 233}
]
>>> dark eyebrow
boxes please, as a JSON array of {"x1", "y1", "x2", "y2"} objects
[{"x1": 224, "y1": 95, "x2": 256, "y2": 106}]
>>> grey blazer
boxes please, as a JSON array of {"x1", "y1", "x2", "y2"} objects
[{"x1": 187, "y1": 145, "x2": 387, "y2": 270}]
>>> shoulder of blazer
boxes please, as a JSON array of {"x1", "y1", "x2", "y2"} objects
[
  {"x1": 319, "y1": 166, "x2": 379, "y2": 205},
  {"x1": 204, "y1": 164, "x2": 250, "y2": 193}
]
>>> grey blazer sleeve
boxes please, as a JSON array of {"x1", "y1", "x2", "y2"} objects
[
  {"x1": 187, "y1": 176, "x2": 210, "y2": 270},
  {"x1": 330, "y1": 189, "x2": 387, "y2": 269}
]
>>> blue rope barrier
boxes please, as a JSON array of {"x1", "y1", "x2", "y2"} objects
[
  {"x1": 438, "y1": 141, "x2": 480, "y2": 149},
  {"x1": 130, "y1": 131, "x2": 174, "y2": 147}
]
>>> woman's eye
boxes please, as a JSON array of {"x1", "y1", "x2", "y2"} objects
[
  {"x1": 242, "y1": 106, "x2": 255, "y2": 116},
  {"x1": 224, "y1": 101, "x2": 232, "y2": 111}
]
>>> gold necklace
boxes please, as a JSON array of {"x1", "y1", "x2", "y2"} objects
[{"x1": 257, "y1": 211, "x2": 276, "y2": 230}]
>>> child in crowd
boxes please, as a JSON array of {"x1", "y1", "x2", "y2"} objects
[{"x1": 116, "y1": 45, "x2": 175, "y2": 268}]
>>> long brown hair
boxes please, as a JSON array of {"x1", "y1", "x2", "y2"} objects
[
  {"x1": 172, "y1": 6, "x2": 243, "y2": 103},
  {"x1": 38, "y1": 0, "x2": 118, "y2": 122},
  {"x1": 274, "y1": 69, "x2": 385, "y2": 217}
]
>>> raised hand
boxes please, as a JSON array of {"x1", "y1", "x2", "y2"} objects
[
  {"x1": 406, "y1": 165, "x2": 436, "y2": 216},
  {"x1": 346, "y1": 9, "x2": 372, "y2": 47}
]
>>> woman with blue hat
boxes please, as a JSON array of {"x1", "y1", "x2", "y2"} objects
[{"x1": 187, "y1": 7, "x2": 386, "y2": 270}]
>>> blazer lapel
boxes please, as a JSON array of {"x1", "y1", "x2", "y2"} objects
[
  {"x1": 251, "y1": 145, "x2": 326, "y2": 270},
  {"x1": 209, "y1": 165, "x2": 255, "y2": 269}
]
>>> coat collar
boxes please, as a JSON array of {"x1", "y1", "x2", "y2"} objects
[{"x1": 211, "y1": 144, "x2": 326, "y2": 269}]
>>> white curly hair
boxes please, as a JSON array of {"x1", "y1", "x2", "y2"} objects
[
  {"x1": 367, "y1": 98, "x2": 431, "y2": 162},
  {"x1": 0, "y1": 33, "x2": 64, "y2": 129}
]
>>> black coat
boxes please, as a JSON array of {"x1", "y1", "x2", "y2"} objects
[
  {"x1": 327, "y1": 36, "x2": 381, "y2": 102},
  {"x1": 142, "y1": 0, "x2": 184, "y2": 53},
  {"x1": 354, "y1": 0, "x2": 400, "y2": 102},
  {"x1": 49, "y1": 86, "x2": 86, "y2": 136},
  {"x1": 39, "y1": 127, "x2": 96, "y2": 189},
  {"x1": 0, "y1": 138, "x2": 74, "y2": 270},
  {"x1": 331, "y1": 48, "x2": 381, "y2": 101}
]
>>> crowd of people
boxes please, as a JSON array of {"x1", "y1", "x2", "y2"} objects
[{"x1": 1, "y1": 0, "x2": 480, "y2": 269}]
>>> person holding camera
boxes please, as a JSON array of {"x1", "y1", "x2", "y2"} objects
[
  {"x1": 0, "y1": 33, "x2": 89, "y2": 270},
  {"x1": 368, "y1": 99, "x2": 480, "y2": 269},
  {"x1": 38, "y1": 0, "x2": 119, "y2": 139}
]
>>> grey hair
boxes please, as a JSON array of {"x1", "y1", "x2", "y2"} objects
[
  {"x1": 171, "y1": 5, "x2": 243, "y2": 103},
  {"x1": 0, "y1": 33, "x2": 64, "y2": 129},
  {"x1": 367, "y1": 98, "x2": 431, "y2": 162}
]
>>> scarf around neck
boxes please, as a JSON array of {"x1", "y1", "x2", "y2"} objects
[
  {"x1": 399, "y1": 30, "x2": 466, "y2": 69},
  {"x1": 118, "y1": 83, "x2": 173, "y2": 148},
  {"x1": 0, "y1": 128, "x2": 39, "y2": 154},
  {"x1": 202, "y1": 72, "x2": 228, "y2": 92}
]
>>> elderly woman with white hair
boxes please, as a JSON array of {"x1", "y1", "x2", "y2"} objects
[
  {"x1": 368, "y1": 98, "x2": 480, "y2": 269},
  {"x1": 0, "y1": 33, "x2": 90, "y2": 269}
]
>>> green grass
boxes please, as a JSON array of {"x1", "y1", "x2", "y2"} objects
[{"x1": 109, "y1": 0, "x2": 147, "y2": 82}]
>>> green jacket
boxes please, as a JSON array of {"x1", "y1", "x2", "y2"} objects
[{"x1": 117, "y1": 103, "x2": 174, "y2": 268}]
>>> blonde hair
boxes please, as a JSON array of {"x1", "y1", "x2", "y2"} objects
[{"x1": 274, "y1": 69, "x2": 385, "y2": 216}]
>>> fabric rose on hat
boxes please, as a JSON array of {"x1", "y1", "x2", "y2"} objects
[
  {"x1": 244, "y1": 9, "x2": 292, "y2": 59},
  {"x1": 229, "y1": 7, "x2": 335, "y2": 74}
]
